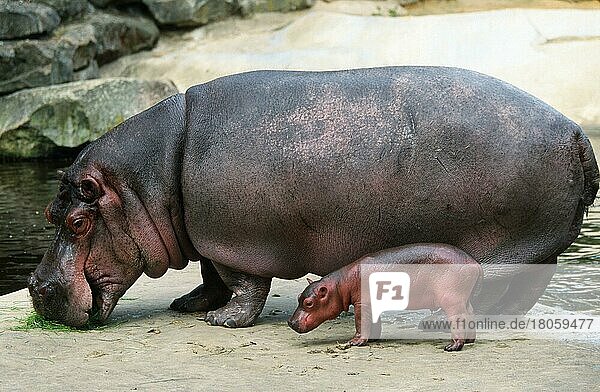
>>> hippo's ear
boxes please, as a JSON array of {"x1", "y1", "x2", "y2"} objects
[
  {"x1": 80, "y1": 177, "x2": 102, "y2": 203},
  {"x1": 306, "y1": 277, "x2": 314, "y2": 285},
  {"x1": 317, "y1": 286, "x2": 328, "y2": 299}
]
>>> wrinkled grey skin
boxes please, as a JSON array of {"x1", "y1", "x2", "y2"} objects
[{"x1": 29, "y1": 66, "x2": 599, "y2": 327}]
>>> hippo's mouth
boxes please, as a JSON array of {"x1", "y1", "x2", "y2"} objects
[
  {"x1": 87, "y1": 278, "x2": 125, "y2": 324},
  {"x1": 288, "y1": 314, "x2": 317, "y2": 334}
]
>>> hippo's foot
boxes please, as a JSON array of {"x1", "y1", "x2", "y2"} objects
[
  {"x1": 170, "y1": 283, "x2": 232, "y2": 313},
  {"x1": 444, "y1": 339, "x2": 465, "y2": 352},
  {"x1": 205, "y1": 264, "x2": 272, "y2": 328},
  {"x1": 348, "y1": 337, "x2": 369, "y2": 347},
  {"x1": 205, "y1": 296, "x2": 262, "y2": 328},
  {"x1": 348, "y1": 331, "x2": 369, "y2": 347},
  {"x1": 170, "y1": 258, "x2": 233, "y2": 312}
]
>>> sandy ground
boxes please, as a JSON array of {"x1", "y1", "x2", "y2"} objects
[{"x1": 1, "y1": 265, "x2": 598, "y2": 391}]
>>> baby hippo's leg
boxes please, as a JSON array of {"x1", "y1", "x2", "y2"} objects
[
  {"x1": 442, "y1": 300, "x2": 471, "y2": 352},
  {"x1": 348, "y1": 302, "x2": 383, "y2": 346},
  {"x1": 465, "y1": 301, "x2": 476, "y2": 344},
  {"x1": 349, "y1": 302, "x2": 371, "y2": 346}
]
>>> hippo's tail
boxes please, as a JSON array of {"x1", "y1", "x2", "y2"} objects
[{"x1": 575, "y1": 127, "x2": 599, "y2": 207}]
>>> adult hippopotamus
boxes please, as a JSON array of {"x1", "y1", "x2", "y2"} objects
[{"x1": 28, "y1": 66, "x2": 598, "y2": 328}]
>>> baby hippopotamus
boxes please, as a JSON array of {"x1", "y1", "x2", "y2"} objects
[{"x1": 288, "y1": 243, "x2": 483, "y2": 351}]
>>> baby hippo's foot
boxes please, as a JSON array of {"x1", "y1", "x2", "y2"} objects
[
  {"x1": 348, "y1": 333, "x2": 369, "y2": 347},
  {"x1": 444, "y1": 339, "x2": 465, "y2": 352}
]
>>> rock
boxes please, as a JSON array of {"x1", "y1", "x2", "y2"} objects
[
  {"x1": 142, "y1": 0, "x2": 236, "y2": 27},
  {"x1": 87, "y1": 0, "x2": 119, "y2": 7},
  {"x1": 0, "y1": 10, "x2": 159, "y2": 95},
  {"x1": 0, "y1": 0, "x2": 61, "y2": 39},
  {"x1": 0, "y1": 78, "x2": 178, "y2": 159},
  {"x1": 237, "y1": 0, "x2": 314, "y2": 16},
  {"x1": 0, "y1": 23, "x2": 97, "y2": 95},
  {"x1": 32, "y1": 0, "x2": 88, "y2": 19},
  {"x1": 83, "y1": 11, "x2": 159, "y2": 65},
  {"x1": 54, "y1": 23, "x2": 97, "y2": 70}
]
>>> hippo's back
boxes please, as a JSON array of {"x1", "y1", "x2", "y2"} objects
[{"x1": 181, "y1": 67, "x2": 593, "y2": 279}]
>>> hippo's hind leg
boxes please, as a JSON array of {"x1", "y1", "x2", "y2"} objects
[
  {"x1": 443, "y1": 301, "x2": 471, "y2": 352},
  {"x1": 170, "y1": 257, "x2": 233, "y2": 312},
  {"x1": 491, "y1": 258, "x2": 557, "y2": 314},
  {"x1": 205, "y1": 264, "x2": 272, "y2": 328}
]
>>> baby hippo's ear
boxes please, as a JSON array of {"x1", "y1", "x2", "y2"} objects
[
  {"x1": 306, "y1": 277, "x2": 314, "y2": 285},
  {"x1": 317, "y1": 286, "x2": 328, "y2": 299}
]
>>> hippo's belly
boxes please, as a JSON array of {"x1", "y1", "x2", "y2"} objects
[
  {"x1": 180, "y1": 67, "x2": 583, "y2": 279},
  {"x1": 181, "y1": 126, "x2": 580, "y2": 279}
]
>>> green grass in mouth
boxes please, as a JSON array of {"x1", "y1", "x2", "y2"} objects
[
  {"x1": 11, "y1": 312, "x2": 110, "y2": 331},
  {"x1": 12, "y1": 312, "x2": 79, "y2": 331}
]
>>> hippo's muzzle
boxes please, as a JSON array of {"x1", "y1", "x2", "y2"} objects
[
  {"x1": 28, "y1": 270, "x2": 93, "y2": 327},
  {"x1": 27, "y1": 233, "x2": 94, "y2": 327},
  {"x1": 288, "y1": 310, "x2": 317, "y2": 334},
  {"x1": 287, "y1": 318, "x2": 301, "y2": 332}
]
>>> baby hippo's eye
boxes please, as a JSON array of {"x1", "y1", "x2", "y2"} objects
[{"x1": 303, "y1": 298, "x2": 314, "y2": 309}]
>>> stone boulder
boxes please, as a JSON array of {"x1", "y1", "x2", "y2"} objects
[
  {"x1": 0, "y1": 24, "x2": 97, "y2": 95},
  {"x1": 238, "y1": 0, "x2": 314, "y2": 16},
  {"x1": 87, "y1": 0, "x2": 120, "y2": 7},
  {"x1": 0, "y1": 78, "x2": 178, "y2": 159},
  {"x1": 0, "y1": 10, "x2": 159, "y2": 95},
  {"x1": 138, "y1": 0, "x2": 315, "y2": 27},
  {"x1": 33, "y1": 0, "x2": 89, "y2": 19},
  {"x1": 83, "y1": 11, "x2": 160, "y2": 65},
  {"x1": 142, "y1": 0, "x2": 236, "y2": 27},
  {"x1": 0, "y1": 0, "x2": 61, "y2": 39}
]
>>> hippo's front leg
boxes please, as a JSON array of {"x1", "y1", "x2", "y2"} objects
[
  {"x1": 349, "y1": 302, "x2": 382, "y2": 346},
  {"x1": 205, "y1": 264, "x2": 272, "y2": 328},
  {"x1": 349, "y1": 302, "x2": 369, "y2": 346},
  {"x1": 170, "y1": 258, "x2": 233, "y2": 312}
]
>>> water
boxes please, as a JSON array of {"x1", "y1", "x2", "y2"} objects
[
  {"x1": 0, "y1": 160, "x2": 71, "y2": 296},
  {"x1": 1, "y1": 133, "x2": 599, "y2": 316}
]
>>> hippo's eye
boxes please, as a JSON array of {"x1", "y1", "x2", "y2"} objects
[
  {"x1": 67, "y1": 216, "x2": 90, "y2": 237},
  {"x1": 303, "y1": 298, "x2": 314, "y2": 309}
]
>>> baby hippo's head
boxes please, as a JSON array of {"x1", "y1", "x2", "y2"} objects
[{"x1": 288, "y1": 278, "x2": 341, "y2": 334}]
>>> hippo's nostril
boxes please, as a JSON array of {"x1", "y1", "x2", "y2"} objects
[{"x1": 38, "y1": 285, "x2": 48, "y2": 297}]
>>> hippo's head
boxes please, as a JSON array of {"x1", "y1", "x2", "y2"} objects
[
  {"x1": 288, "y1": 278, "x2": 342, "y2": 334},
  {"x1": 27, "y1": 164, "x2": 172, "y2": 327}
]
